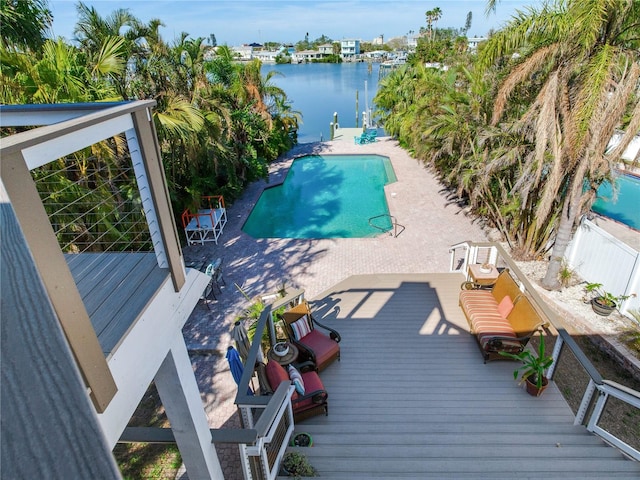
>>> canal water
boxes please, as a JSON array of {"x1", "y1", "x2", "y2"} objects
[{"x1": 262, "y1": 62, "x2": 381, "y2": 144}]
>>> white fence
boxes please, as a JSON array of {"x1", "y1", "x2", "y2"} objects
[{"x1": 566, "y1": 217, "x2": 640, "y2": 315}]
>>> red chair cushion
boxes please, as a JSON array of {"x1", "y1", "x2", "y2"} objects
[
  {"x1": 295, "y1": 370, "x2": 326, "y2": 410},
  {"x1": 266, "y1": 360, "x2": 292, "y2": 394},
  {"x1": 265, "y1": 360, "x2": 327, "y2": 412},
  {"x1": 300, "y1": 329, "x2": 340, "y2": 367}
]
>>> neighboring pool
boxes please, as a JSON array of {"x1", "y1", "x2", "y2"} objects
[
  {"x1": 243, "y1": 154, "x2": 397, "y2": 238},
  {"x1": 592, "y1": 173, "x2": 640, "y2": 230}
]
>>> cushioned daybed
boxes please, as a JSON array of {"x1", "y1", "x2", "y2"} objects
[{"x1": 459, "y1": 270, "x2": 548, "y2": 362}]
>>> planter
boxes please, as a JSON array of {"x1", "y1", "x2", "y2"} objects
[
  {"x1": 290, "y1": 432, "x2": 313, "y2": 447},
  {"x1": 525, "y1": 375, "x2": 549, "y2": 397},
  {"x1": 591, "y1": 297, "x2": 616, "y2": 317}
]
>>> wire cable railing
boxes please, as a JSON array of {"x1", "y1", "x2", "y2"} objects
[{"x1": 32, "y1": 157, "x2": 153, "y2": 255}]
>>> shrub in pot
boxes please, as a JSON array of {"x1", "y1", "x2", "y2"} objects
[
  {"x1": 281, "y1": 451, "x2": 316, "y2": 477},
  {"x1": 500, "y1": 334, "x2": 553, "y2": 397},
  {"x1": 584, "y1": 282, "x2": 633, "y2": 317}
]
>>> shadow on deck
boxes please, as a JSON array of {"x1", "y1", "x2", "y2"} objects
[{"x1": 286, "y1": 273, "x2": 640, "y2": 479}]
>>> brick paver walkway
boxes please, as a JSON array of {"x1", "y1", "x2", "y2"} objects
[{"x1": 179, "y1": 136, "x2": 491, "y2": 479}]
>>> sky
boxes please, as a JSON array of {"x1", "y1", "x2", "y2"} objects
[{"x1": 48, "y1": 0, "x2": 542, "y2": 46}]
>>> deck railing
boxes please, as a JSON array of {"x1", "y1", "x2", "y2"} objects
[
  {"x1": 233, "y1": 289, "x2": 305, "y2": 479},
  {"x1": 450, "y1": 241, "x2": 640, "y2": 461}
]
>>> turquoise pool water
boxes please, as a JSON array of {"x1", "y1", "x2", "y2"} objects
[
  {"x1": 592, "y1": 173, "x2": 640, "y2": 230},
  {"x1": 243, "y1": 155, "x2": 396, "y2": 238}
]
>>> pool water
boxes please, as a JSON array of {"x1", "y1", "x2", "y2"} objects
[
  {"x1": 592, "y1": 173, "x2": 640, "y2": 230},
  {"x1": 243, "y1": 155, "x2": 397, "y2": 238}
]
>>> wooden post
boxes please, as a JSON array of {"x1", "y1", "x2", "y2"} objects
[
  {"x1": 155, "y1": 339, "x2": 224, "y2": 479},
  {"x1": 355, "y1": 90, "x2": 359, "y2": 128}
]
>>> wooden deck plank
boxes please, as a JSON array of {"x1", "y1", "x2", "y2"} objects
[
  {"x1": 286, "y1": 273, "x2": 640, "y2": 479},
  {"x1": 66, "y1": 252, "x2": 169, "y2": 355}
]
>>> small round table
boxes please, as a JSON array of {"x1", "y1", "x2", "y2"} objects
[{"x1": 267, "y1": 343, "x2": 299, "y2": 366}]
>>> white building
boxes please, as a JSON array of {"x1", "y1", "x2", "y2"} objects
[
  {"x1": 340, "y1": 38, "x2": 360, "y2": 58},
  {"x1": 467, "y1": 36, "x2": 488, "y2": 52},
  {"x1": 318, "y1": 43, "x2": 334, "y2": 55},
  {"x1": 291, "y1": 50, "x2": 324, "y2": 63},
  {"x1": 231, "y1": 45, "x2": 253, "y2": 60}
]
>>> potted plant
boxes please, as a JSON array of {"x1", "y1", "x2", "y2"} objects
[
  {"x1": 290, "y1": 432, "x2": 313, "y2": 447},
  {"x1": 280, "y1": 451, "x2": 316, "y2": 478},
  {"x1": 584, "y1": 283, "x2": 633, "y2": 316},
  {"x1": 500, "y1": 335, "x2": 554, "y2": 397}
]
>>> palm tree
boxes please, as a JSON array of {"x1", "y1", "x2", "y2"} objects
[
  {"x1": 480, "y1": 0, "x2": 640, "y2": 289},
  {"x1": 425, "y1": 7, "x2": 443, "y2": 42},
  {"x1": 0, "y1": 0, "x2": 52, "y2": 50}
]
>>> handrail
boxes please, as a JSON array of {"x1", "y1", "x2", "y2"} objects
[{"x1": 368, "y1": 213, "x2": 405, "y2": 238}]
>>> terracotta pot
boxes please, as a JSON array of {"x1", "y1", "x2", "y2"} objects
[
  {"x1": 525, "y1": 375, "x2": 549, "y2": 397},
  {"x1": 591, "y1": 297, "x2": 616, "y2": 317}
]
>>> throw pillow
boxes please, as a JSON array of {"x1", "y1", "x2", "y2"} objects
[
  {"x1": 288, "y1": 365, "x2": 305, "y2": 395},
  {"x1": 497, "y1": 295, "x2": 514, "y2": 318},
  {"x1": 290, "y1": 316, "x2": 312, "y2": 340}
]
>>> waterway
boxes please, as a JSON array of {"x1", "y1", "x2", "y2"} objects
[{"x1": 262, "y1": 62, "x2": 381, "y2": 144}]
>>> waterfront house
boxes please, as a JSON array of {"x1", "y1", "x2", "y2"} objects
[
  {"x1": 291, "y1": 49, "x2": 324, "y2": 63},
  {"x1": 232, "y1": 45, "x2": 254, "y2": 60},
  {"x1": 253, "y1": 49, "x2": 280, "y2": 63},
  {"x1": 340, "y1": 38, "x2": 360, "y2": 58},
  {"x1": 318, "y1": 43, "x2": 334, "y2": 55}
]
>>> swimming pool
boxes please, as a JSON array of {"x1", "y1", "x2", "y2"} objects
[
  {"x1": 592, "y1": 173, "x2": 640, "y2": 230},
  {"x1": 242, "y1": 154, "x2": 397, "y2": 238}
]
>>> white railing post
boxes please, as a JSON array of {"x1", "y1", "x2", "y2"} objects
[
  {"x1": 547, "y1": 335, "x2": 563, "y2": 379},
  {"x1": 574, "y1": 379, "x2": 597, "y2": 426}
]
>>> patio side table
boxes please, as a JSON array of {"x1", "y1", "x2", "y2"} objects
[{"x1": 267, "y1": 343, "x2": 299, "y2": 366}]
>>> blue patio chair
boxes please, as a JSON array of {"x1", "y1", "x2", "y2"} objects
[{"x1": 363, "y1": 129, "x2": 377, "y2": 143}]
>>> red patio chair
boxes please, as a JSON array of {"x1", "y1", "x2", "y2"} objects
[
  {"x1": 282, "y1": 300, "x2": 341, "y2": 372},
  {"x1": 265, "y1": 360, "x2": 328, "y2": 422}
]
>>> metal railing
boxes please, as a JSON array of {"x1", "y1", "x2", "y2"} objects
[
  {"x1": 368, "y1": 213, "x2": 405, "y2": 238},
  {"x1": 450, "y1": 241, "x2": 640, "y2": 461}
]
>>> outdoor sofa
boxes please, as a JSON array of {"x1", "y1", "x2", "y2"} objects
[{"x1": 459, "y1": 269, "x2": 548, "y2": 362}]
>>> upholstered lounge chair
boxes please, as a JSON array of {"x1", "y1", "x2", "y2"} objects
[
  {"x1": 282, "y1": 301, "x2": 341, "y2": 372},
  {"x1": 265, "y1": 360, "x2": 328, "y2": 422}
]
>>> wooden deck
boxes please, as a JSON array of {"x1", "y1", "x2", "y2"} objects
[
  {"x1": 65, "y1": 252, "x2": 169, "y2": 355},
  {"x1": 290, "y1": 273, "x2": 640, "y2": 479}
]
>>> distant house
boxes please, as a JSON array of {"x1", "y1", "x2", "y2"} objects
[
  {"x1": 318, "y1": 43, "x2": 334, "y2": 55},
  {"x1": 254, "y1": 50, "x2": 280, "y2": 63},
  {"x1": 364, "y1": 50, "x2": 387, "y2": 60},
  {"x1": 232, "y1": 45, "x2": 253, "y2": 60},
  {"x1": 291, "y1": 50, "x2": 323, "y2": 63},
  {"x1": 340, "y1": 38, "x2": 360, "y2": 58},
  {"x1": 467, "y1": 36, "x2": 488, "y2": 52},
  {"x1": 407, "y1": 35, "x2": 419, "y2": 51},
  {"x1": 371, "y1": 35, "x2": 384, "y2": 46}
]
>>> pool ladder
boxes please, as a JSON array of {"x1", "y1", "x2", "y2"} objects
[{"x1": 369, "y1": 214, "x2": 405, "y2": 238}]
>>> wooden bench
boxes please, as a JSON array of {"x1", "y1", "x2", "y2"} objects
[
  {"x1": 459, "y1": 270, "x2": 548, "y2": 363},
  {"x1": 181, "y1": 195, "x2": 227, "y2": 246}
]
